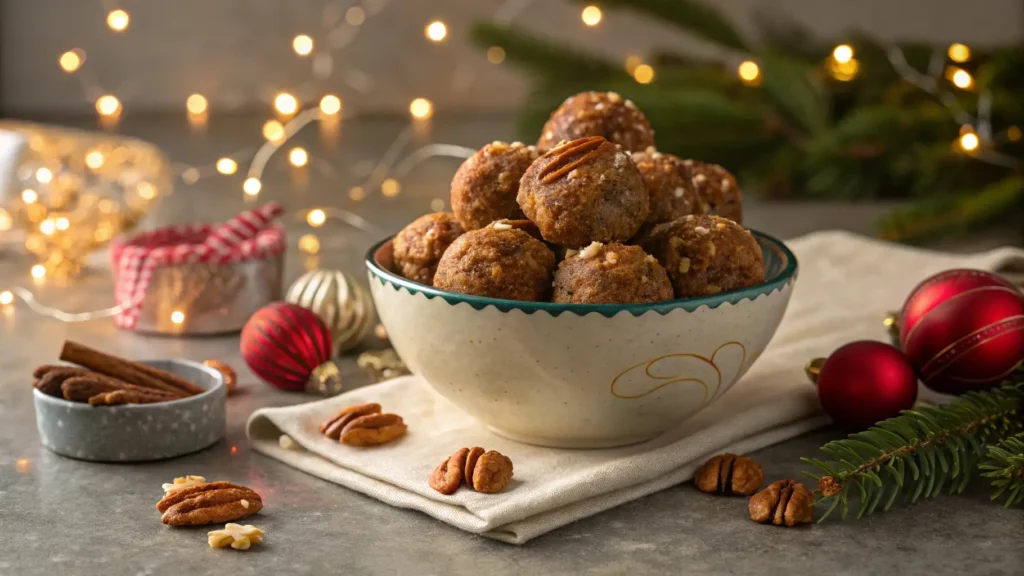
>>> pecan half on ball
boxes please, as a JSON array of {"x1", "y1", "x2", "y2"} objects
[
  {"x1": 694, "y1": 453, "x2": 763, "y2": 496},
  {"x1": 748, "y1": 480, "x2": 815, "y2": 527}
]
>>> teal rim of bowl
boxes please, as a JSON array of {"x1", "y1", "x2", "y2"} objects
[{"x1": 365, "y1": 229, "x2": 798, "y2": 317}]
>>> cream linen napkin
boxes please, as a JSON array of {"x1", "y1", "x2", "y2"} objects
[{"x1": 247, "y1": 230, "x2": 1024, "y2": 544}]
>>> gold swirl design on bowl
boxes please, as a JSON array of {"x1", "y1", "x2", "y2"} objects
[{"x1": 610, "y1": 341, "x2": 747, "y2": 401}]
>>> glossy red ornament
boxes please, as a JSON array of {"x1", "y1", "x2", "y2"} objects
[
  {"x1": 817, "y1": 341, "x2": 919, "y2": 430},
  {"x1": 240, "y1": 302, "x2": 343, "y2": 394},
  {"x1": 900, "y1": 270, "x2": 1024, "y2": 395}
]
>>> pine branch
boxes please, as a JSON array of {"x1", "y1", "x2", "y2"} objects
[
  {"x1": 980, "y1": 433, "x2": 1024, "y2": 507},
  {"x1": 758, "y1": 51, "x2": 831, "y2": 135},
  {"x1": 802, "y1": 377, "x2": 1024, "y2": 522},
  {"x1": 572, "y1": 0, "x2": 749, "y2": 52}
]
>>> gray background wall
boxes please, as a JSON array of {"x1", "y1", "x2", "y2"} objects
[{"x1": 2, "y1": 0, "x2": 1022, "y2": 116}]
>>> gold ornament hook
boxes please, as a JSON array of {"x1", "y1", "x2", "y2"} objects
[{"x1": 805, "y1": 358, "x2": 826, "y2": 384}]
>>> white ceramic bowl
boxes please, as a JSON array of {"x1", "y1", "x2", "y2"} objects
[{"x1": 366, "y1": 232, "x2": 797, "y2": 448}]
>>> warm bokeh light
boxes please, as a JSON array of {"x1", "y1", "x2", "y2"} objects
[
  {"x1": 1008, "y1": 126, "x2": 1022, "y2": 142},
  {"x1": 832, "y1": 44, "x2": 854, "y2": 64},
  {"x1": 430, "y1": 198, "x2": 446, "y2": 212},
  {"x1": 633, "y1": 64, "x2": 655, "y2": 84},
  {"x1": 0, "y1": 209, "x2": 11, "y2": 232},
  {"x1": 319, "y1": 94, "x2": 342, "y2": 115},
  {"x1": 298, "y1": 234, "x2": 320, "y2": 254},
  {"x1": 274, "y1": 92, "x2": 299, "y2": 115},
  {"x1": 181, "y1": 167, "x2": 200, "y2": 184},
  {"x1": 85, "y1": 150, "x2": 105, "y2": 169},
  {"x1": 243, "y1": 178, "x2": 262, "y2": 196},
  {"x1": 186, "y1": 94, "x2": 208, "y2": 115},
  {"x1": 107, "y1": 9, "x2": 129, "y2": 32},
  {"x1": 262, "y1": 120, "x2": 285, "y2": 142},
  {"x1": 829, "y1": 58, "x2": 859, "y2": 82},
  {"x1": 307, "y1": 209, "x2": 327, "y2": 227},
  {"x1": 346, "y1": 6, "x2": 366, "y2": 26},
  {"x1": 0, "y1": 291, "x2": 13, "y2": 305},
  {"x1": 948, "y1": 43, "x2": 971, "y2": 63},
  {"x1": 951, "y1": 68, "x2": 973, "y2": 89},
  {"x1": 409, "y1": 98, "x2": 433, "y2": 119},
  {"x1": 137, "y1": 182, "x2": 157, "y2": 200},
  {"x1": 738, "y1": 60, "x2": 761, "y2": 85},
  {"x1": 40, "y1": 220, "x2": 56, "y2": 236},
  {"x1": 59, "y1": 50, "x2": 83, "y2": 73},
  {"x1": 426, "y1": 21, "x2": 447, "y2": 42},
  {"x1": 581, "y1": 5, "x2": 602, "y2": 26},
  {"x1": 16, "y1": 458, "x2": 30, "y2": 473},
  {"x1": 289, "y1": 147, "x2": 309, "y2": 167},
  {"x1": 31, "y1": 265, "x2": 46, "y2": 279},
  {"x1": 216, "y1": 158, "x2": 238, "y2": 175},
  {"x1": 21, "y1": 189, "x2": 38, "y2": 204},
  {"x1": 171, "y1": 311, "x2": 185, "y2": 325},
  {"x1": 35, "y1": 168, "x2": 53, "y2": 184},
  {"x1": 624, "y1": 55, "x2": 643, "y2": 74},
  {"x1": 96, "y1": 95, "x2": 121, "y2": 116},
  {"x1": 487, "y1": 46, "x2": 506, "y2": 64},
  {"x1": 349, "y1": 186, "x2": 366, "y2": 201},
  {"x1": 55, "y1": 217, "x2": 69, "y2": 231},
  {"x1": 293, "y1": 34, "x2": 314, "y2": 56},
  {"x1": 959, "y1": 132, "x2": 979, "y2": 151},
  {"x1": 381, "y1": 178, "x2": 401, "y2": 197}
]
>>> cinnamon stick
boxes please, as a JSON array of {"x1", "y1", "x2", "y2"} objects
[
  {"x1": 34, "y1": 367, "x2": 91, "y2": 398},
  {"x1": 61, "y1": 375, "x2": 180, "y2": 403},
  {"x1": 59, "y1": 341, "x2": 203, "y2": 396},
  {"x1": 89, "y1": 388, "x2": 178, "y2": 406}
]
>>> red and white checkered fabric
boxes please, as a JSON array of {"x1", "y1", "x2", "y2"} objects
[{"x1": 110, "y1": 204, "x2": 285, "y2": 329}]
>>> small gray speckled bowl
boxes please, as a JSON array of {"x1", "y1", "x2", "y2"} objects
[{"x1": 33, "y1": 359, "x2": 226, "y2": 462}]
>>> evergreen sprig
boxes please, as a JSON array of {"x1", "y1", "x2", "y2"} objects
[
  {"x1": 801, "y1": 378, "x2": 1024, "y2": 522},
  {"x1": 980, "y1": 433, "x2": 1024, "y2": 507}
]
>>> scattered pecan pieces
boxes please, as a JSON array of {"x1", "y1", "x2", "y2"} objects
[
  {"x1": 429, "y1": 447, "x2": 514, "y2": 495},
  {"x1": 208, "y1": 523, "x2": 265, "y2": 550},
  {"x1": 748, "y1": 480, "x2": 814, "y2": 527},
  {"x1": 319, "y1": 403, "x2": 382, "y2": 440},
  {"x1": 156, "y1": 481, "x2": 263, "y2": 526},
  {"x1": 162, "y1": 475, "x2": 207, "y2": 493},
  {"x1": 694, "y1": 453, "x2": 763, "y2": 496},
  {"x1": 340, "y1": 413, "x2": 407, "y2": 447}
]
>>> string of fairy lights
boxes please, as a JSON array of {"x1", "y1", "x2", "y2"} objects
[{"x1": 0, "y1": 1, "x2": 1017, "y2": 322}]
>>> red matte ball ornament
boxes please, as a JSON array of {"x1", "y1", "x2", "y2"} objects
[
  {"x1": 816, "y1": 341, "x2": 919, "y2": 430},
  {"x1": 240, "y1": 302, "x2": 343, "y2": 395},
  {"x1": 899, "y1": 269, "x2": 1024, "y2": 395}
]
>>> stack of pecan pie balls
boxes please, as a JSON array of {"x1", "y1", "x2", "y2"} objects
[{"x1": 391, "y1": 91, "x2": 764, "y2": 304}]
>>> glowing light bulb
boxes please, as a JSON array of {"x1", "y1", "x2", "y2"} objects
[
  {"x1": 426, "y1": 21, "x2": 447, "y2": 42},
  {"x1": 274, "y1": 92, "x2": 298, "y2": 115},
  {"x1": 581, "y1": 5, "x2": 602, "y2": 26},
  {"x1": 298, "y1": 234, "x2": 320, "y2": 254},
  {"x1": 243, "y1": 178, "x2": 262, "y2": 196},
  {"x1": 633, "y1": 64, "x2": 655, "y2": 84},
  {"x1": 59, "y1": 50, "x2": 83, "y2": 73},
  {"x1": 262, "y1": 120, "x2": 285, "y2": 142},
  {"x1": 21, "y1": 189, "x2": 38, "y2": 204},
  {"x1": 137, "y1": 182, "x2": 157, "y2": 200},
  {"x1": 409, "y1": 98, "x2": 433, "y2": 119},
  {"x1": 55, "y1": 217, "x2": 69, "y2": 231},
  {"x1": 107, "y1": 9, "x2": 129, "y2": 32},
  {"x1": 951, "y1": 69, "x2": 973, "y2": 89},
  {"x1": 40, "y1": 220, "x2": 56, "y2": 235},
  {"x1": 35, "y1": 168, "x2": 53, "y2": 184},
  {"x1": 487, "y1": 46, "x2": 505, "y2": 64},
  {"x1": 170, "y1": 310, "x2": 185, "y2": 324},
  {"x1": 381, "y1": 179, "x2": 401, "y2": 197},
  {"x1": 349, "y1": 186, "x2": 366, "y2": 201},
  {"x1": 31, "y1": 265, "x2": 46, "y2": 279},
  {"x1": 293, "y1": 34, "x2": 314, "y2": 56},
  {"x1": 832, "y1": 44, "x2": 854, "y2": 64},
  {"x1": 85, "y1": 151, "x2": 105, "y2": 169},
  {"x1": 0, "y1": 291, "x2": 12, "y2": 305},
  {"x1": 186, "y1": 94, "x2": 208, "y2": 114},
  {"x1": 0, "y1": 209, "x2": 11, "y2": 231},
  {"x1": 948, "y1": 43, "x2": 970, "y2": 63},
  {"x1": 319, "y1": 94, "x2": 342, "y2": 115},
  {"x1": 346, "y1": 6, "x2": 365, "y2": 25},
  {"x1": 959, "y1": 132, "x2": 979, "y2": 151},
  {"x1": 738, "y1": 61, "x2": 761, "y2": 85},
  {"x1": 289, "y1": 147, "x2": 309, "y2": 167},
  {"x1": 307, "y1": 209, "x2": 327, "y2": 227},
  {"x1": 216, "y1": 158, "x2": 238, "y2": 175},
  {"x1": 96, "y1": 95, "x2": 121, "y2": 116}
]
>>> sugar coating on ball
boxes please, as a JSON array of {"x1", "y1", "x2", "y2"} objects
[
  {"x1": 518, "y1": 136, "x2": 650, "y2": 248},
  {"x1": 451, "y1": 141, "x2": 539, "y2": 231},
  {"x1": 630, "y1": 147, "x2": 707, "y2": 227},
  {"x1": 639, "y1": 215, "x2": 763, "y2": 298},
  {"x1": 553, "y1": 242, "x2": 673, "y2": 304},
  {"x1": 392, "y1": 212, "x2": 464, "y2": 286},
  {"x1": 537, "y1": 91, "x2": 655, "y2": 153},
  {"x1": 682, "y1": 160, "x2": 743, "y2": 224},
  {"x1": 433, "y1": 224, "x2": 556, "y2": 301}
]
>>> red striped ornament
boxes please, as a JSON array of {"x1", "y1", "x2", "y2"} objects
[
  {"x1": 240, "y1": 302, "x2": 344, "y2": 395},
  {"x1": 900, "y1": 269, "x2": 1024, "y2": 395}
]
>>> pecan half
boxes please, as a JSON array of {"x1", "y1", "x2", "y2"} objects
[
  {"x1": 319, "y1": 403, "x2": 382, "y2": 440},
  {"x1": 749, "y1": 480, "x2": 814, "y2": 527},
  {"x1": 429, "y1": 448, "x2": 468, "y2": 495},
  {"x1": 339, "y1": 413, "x2": 407, "y2": 446},
  {"x1": 463, "y1": 447, "x2": 484, "y2": 481},
  {"x1": 468, "y1": 450, "x2": 514, "y2": 494},
  {"x1": 156, "y1": 481, "x2": 263, "y2": 526},
  {"x1": 694, "y1": 453, "x2": 763, "y2": 496}
]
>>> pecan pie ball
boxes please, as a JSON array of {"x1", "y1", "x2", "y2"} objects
[
  {"x1": 392, "y1": 212, "x2": 464, "y2": 285},
  {"x1": 631, "y1": 147, "x2": 707, "y2": 227},
  {"x1": 517, "y1": 136, "x2": 649, "y2": 248},
  {"x1": 639, "y1": 215, "x2": 764, "y2": 298},
  {"x1": 433, "y1": 222, "x2": 556, "y2": 302},
  {"x1": 683, "y1": 160, "x2": 743, "y2": 224},
  {"x1": 450, "y1": 141, "x2": 539, "y2": 230},
  {"x1": 537, "y1": 91, "x2": 655, "y2": 153},
  {"x1": 553, "y1": 242, "x2": 673, "y2": 304}
]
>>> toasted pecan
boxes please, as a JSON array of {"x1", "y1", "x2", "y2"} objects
[
  {"x1": 340, "y1": 413, "x2": 407, "y2": 447},
  {"x1": 319, "y1": 403, "x2": 382, "y2": 440},
  {"x1": 430, "y1": 448, "x2": 469, "y2": 495}
]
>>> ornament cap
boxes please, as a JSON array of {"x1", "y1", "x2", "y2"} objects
[
  {"x1": 307, "y1": 361, "x2": 344, "y2": 395},
  {"x1": 805, "y1": 358, "x2": 825, "y2": 384}
]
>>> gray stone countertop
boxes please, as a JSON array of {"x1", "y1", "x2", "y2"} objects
[{"x1": 0, "y1": 114, "x2": 1021, "y2": 576}]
